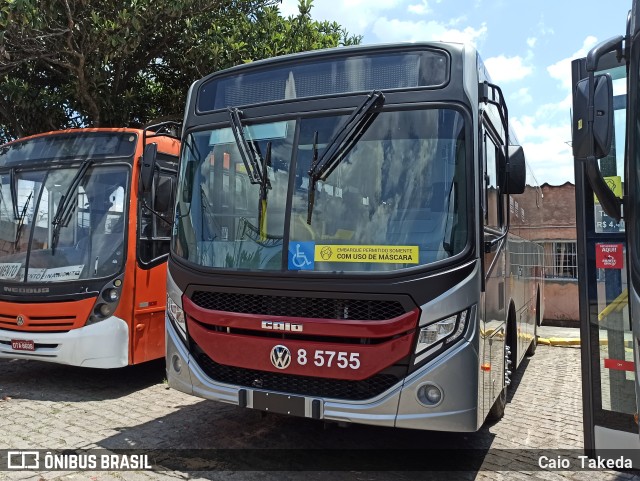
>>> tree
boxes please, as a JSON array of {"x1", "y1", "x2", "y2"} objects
[{"x1": 0, "y1": 0, "x2": 361, "y2": 142}]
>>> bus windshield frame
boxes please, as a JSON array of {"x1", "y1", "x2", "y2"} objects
[
  {"x1": 173, "y1": 105, "x2": 471, "y2": 274},
  {"x1": 0, "y1": 133, "x2": 134, "y2": 284}
]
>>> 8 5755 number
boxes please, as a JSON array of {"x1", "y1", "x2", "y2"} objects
[{"x1": 297, "y1": 349, "x2": 360, "y2": 370}]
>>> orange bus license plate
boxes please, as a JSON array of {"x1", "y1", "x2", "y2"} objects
[{"x1": 11, "y1": 340, "x2": 35, "y2": 351}]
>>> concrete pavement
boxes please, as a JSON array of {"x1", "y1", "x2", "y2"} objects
[{"x1": 1, "y1": 342, "x2": 636, "y2": 480}]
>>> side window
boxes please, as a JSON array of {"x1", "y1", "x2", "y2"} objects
[
  {"x1": 484, "y1": 131, "x2": 501, "y2": 229},
  {"x1": 138, "y1": 167, "x2": 177, "y2": 266}
]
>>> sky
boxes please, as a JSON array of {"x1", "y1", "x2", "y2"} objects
[{"x1": 278, "y1": 0, "x2": 632, "y2": 185}]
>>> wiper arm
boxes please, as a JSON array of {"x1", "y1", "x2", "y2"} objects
[
  {"x1": 228, "y1": 107, "x2": 268, "y2": 186},
  {"x1": 306, "y1": 90, "x2": 385, "y2": 224},
  {"x1": 227, "y1": 107, "x2": 272, "y2": 237},
  {"x1": 259, "y1": 141, "x2": 272, "y2": 240},
  {"x1": 14, "y1": 192, "x2": 33, "y2": 248},
  {"x1": 51, "y1": 158, "x2": 92, "y2": 253},
  {"x1": 9, "y1": 168, "x2": 19, "y2": 220}
]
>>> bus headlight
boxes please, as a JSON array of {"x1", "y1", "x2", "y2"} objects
[
  {"x1": 104, "y1": 289, "x2": 119, "y2": 302},
  {"x1": 415, "y1": 308, "x2": 470, "y2": 355},
  {"x1": 86, "y1": 278, "x2": 123, "y2": 325},
  {"x1": 167, "y1": 295, "x2": 187, "y2": 340}
]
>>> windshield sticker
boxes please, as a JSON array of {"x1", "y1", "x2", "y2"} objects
[
  {"x1": 0, "y1": 263, "x2": 21, "y2": 279},
  {"x1": 314, "y1": 245, "x2": 419, "y2": 264},
  {"x1": 18, "y1": 268, "x2": 47, "y2": 282},
  {"x1": 40, "y1": 265, "x2": 84, "y2": 282},
  {"x1": 288, "y1": 241, "x2": 315, "y2": 270}
]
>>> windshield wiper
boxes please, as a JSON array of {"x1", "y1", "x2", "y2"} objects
[
  {"x1": 257, "y1": 141, "x2": 272, "y2": 239},
  {"x1": 228, "y1": 107, "x2": 269, "y2": 186},
  {"x1": 9, "y1": 168, "x2": 19, "y2": 220},
  {"x1": 227, "y1": 107, "x2": 272, "y2": 238},
  {"x1": 51, "y1": 158, "x2": 92, "y2": 253},
  {"x1": 14, "y1": 192, "x2": 33, "y2": 248},
  {"x1": 307, "y1": 90, "x2": 385, "y2": 224}
]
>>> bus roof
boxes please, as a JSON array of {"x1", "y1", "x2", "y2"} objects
[{"x1": 198, "y1": 41, "x2": 470, "y2": 83}]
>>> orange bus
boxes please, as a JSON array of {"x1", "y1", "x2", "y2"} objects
[{"x1": 0, "y1": 124, "x2": 179, "y2": 367}]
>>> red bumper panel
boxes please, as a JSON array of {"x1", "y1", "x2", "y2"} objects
[
  {"x1": 183, "y1": 296, "x2": 419, "y2": 338},
  {"x1": 183, "y1": 297, "x2": 419, "y2": 381},
  {"x1": 188, "y1": 320, "x2": 413, "y2": 381}
]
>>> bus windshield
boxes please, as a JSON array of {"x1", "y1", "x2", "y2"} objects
[
  {"x1": 0, "y1": 163, "x2": 129, "y2": 283},
  {"x1": 174, "y1": 108, "x2": 468, "y2": 272}
]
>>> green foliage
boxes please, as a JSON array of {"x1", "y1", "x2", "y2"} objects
[{"x1": 0, "y1": 0, "x2": 361, "y2": 143}]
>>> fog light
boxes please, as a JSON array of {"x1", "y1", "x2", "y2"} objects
[
  {"x1": 417, "y1": 383, "x2": 443, "y2": 407},
  {"x1": 172, "y1": 354, "x2": 182, "y2": 373},
  {"x1": 99, "y1": 303, "x2": 113, "y2": 317}
]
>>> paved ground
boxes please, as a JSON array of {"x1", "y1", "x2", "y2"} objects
[{"x1": 0, "y1": 343, "x2": 637, "y2": 480}]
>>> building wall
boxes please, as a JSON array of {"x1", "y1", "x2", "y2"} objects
[
  {"x1": 517, "y1": 182, "x2": 579, "y2": 323},
  {"x1": 543, "y1": 280, "x2": 580, "y2": 322}
]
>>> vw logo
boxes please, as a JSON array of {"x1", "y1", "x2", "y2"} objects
[
  {"x1": 270, "y1": 344, "x2": 291, "y2": 370},
  {"x1": 16, "y1": 315, "x2": 25, "y2": 326}
]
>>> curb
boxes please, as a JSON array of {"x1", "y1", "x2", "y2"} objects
[
  {"x1": 538, "y1": 337, "x2": 580, "y2": 347},
  {"x1": 538, "y1": 337, "x2": 634, "y2": 349}
]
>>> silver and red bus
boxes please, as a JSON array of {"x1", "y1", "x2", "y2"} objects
[{"x1": 163, "y1": 43, "x2": 544, "y2": 431}]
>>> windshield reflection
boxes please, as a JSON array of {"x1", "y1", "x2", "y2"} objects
[
  {"x1": 174, "y1": 108, "x2": 468, "y2": 273},
  {"x1": 0, "y1": 164, "x2": 129, "y2": 282}
]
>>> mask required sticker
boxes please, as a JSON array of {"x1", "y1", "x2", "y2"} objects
[{"x1": 314, "y1": 245, "x2": 419, "y2": 264}]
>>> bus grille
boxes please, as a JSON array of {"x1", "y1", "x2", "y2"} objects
[
  {"x1": 190, "y1": 291, "x2": 406, "y2": 320},
  {"x1": 0, "y1": 314, "x2": 75, "y2": 329},
  {"x1": 195, "y1": 351, "x2": 401, "y2": 401}
]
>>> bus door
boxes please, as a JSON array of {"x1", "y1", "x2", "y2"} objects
[
  {"x1": 133, "y1": 154, "x2": 178, "y2": 364},
  {"x1": 572, "y1": 52, "x2": 640, "y2": 462}
]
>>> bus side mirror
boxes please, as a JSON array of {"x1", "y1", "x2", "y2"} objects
[
  {"x1": 504, "y1": 145, "x2": 526, "y2": 194},
  {"x1": 572, "y1": 72, "x2": 621, "y2": 220},
  {"x1": 573, "y1": 74, "x2": 613, "y2": 160},
  {"x1": 182, "y1": 161, "x2": 195, "y2": 203},
  {"x1": 140, "y1": 143, "x2": 158, "y2": 193}
]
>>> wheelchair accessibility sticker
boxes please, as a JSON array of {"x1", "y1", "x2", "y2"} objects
[{"x1": 288, "y1": 241, "x2": 315, "y2": 270}]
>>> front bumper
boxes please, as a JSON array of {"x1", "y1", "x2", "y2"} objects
[
  {"x1": 166, "y1": 318, "x2": 480, "y2": 432},
  {"x1": 0, "y1": 316, "x2": 129, "y2": 368}
]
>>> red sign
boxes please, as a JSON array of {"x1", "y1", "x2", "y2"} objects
[
  {"x1": 595, "y1": 243, "x2": 624, "y2": 269},
  {"x1": 604, "y1": 358, "x2": 635, "y2": 372}
]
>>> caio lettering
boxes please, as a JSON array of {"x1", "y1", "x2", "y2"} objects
[{"x1": 261, "y1": 321, "x2": 303, "y2": 332}]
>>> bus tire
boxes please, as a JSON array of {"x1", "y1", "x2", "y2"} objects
[{"x1": 488, "y1": 383, "x2": 506, "y2": 421}]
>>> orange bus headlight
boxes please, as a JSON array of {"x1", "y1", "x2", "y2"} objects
[
  {"x1": 104, "y1": 289, "x2": 119, "y2": 302},
  {"x1": 87, "y1": 278, "x2": 123, "y2": 325}
]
